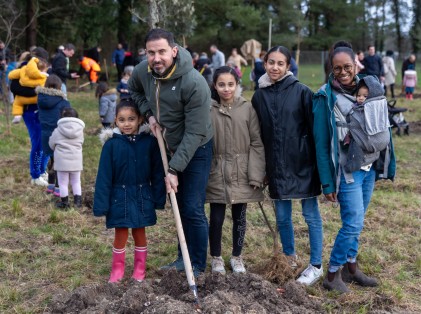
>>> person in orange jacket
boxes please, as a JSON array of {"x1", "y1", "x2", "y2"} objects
[{"x1": 78, "y1": 56, "x2": 101, "y2": 84}]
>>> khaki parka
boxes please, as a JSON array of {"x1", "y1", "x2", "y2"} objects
[{"x1": 206, "y1": 96, "x2": 266, "y2": 204}]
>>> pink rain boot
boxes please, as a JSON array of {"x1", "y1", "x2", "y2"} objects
[
  {"x1": 132, "y1": 246, "x2": 147, "y2": 281},
  {"x1": 109, "y1": 247, "x2": 126, "y2": 283},
  {"x1": 409, "y1": 94, "x2": 413, "y2": 100}
]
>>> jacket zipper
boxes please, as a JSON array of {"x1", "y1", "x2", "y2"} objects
[{"x1": 155, "y1": 79, "x2": 171, "y2": 154}]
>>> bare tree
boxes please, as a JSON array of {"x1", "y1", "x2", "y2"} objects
[{"x1": 0, "y1": 0, "x2": 25, "y2": 136}]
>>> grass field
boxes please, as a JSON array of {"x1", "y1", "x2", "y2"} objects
[{"x1": 0, "y1": 66, "x2": 420, "y2": 313}]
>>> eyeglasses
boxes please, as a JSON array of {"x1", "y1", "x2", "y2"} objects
[{"x1": 332, "y1": 64, "x2": 354, "y2": 75}]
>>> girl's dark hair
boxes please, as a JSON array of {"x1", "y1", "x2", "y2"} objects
[
  {"x1": 62, "y1": 107, "x2": 78, "y2": 118},
  {"x1": 330, "y1": 41, "x2": 355, "y2": 66},
  {"x1": 116, "y1": 98, "x2": 142, "y2": 118},
  {"x1": 145, "y1": 28, "x2": 175, "y2": 47},
  {"x1": 210, "y1": 66, "x2": 240, "y2": 103},
  {"x1": 44, "y1": 74, "x2": 62, "y2": 89},
  {"x1": 264, "y1": 46, "x2": 291, "y2": 65},
  {"x1": 95, "y1": 81, "x2": 109, "y2": 98}
]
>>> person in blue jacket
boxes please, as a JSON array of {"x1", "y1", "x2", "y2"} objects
[
  {"x1": 36, "y1": 74, "x2": 71, "y2": 196},
  {"x1": 112, "y1": 43, "x2": 125, "y2": 81},
  {"x1": 313, "y1": 41, "x2": 396, "y2": 294},
  {"x1": 93, "y1": 98, "x2": 166, "y2": 283}
]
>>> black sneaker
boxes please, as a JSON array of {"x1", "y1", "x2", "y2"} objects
[{"x1": 160, "y1": 256, "x2": 185, "y2": 271}]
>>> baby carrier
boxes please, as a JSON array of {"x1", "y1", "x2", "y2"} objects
[{"x1": 336, "y1": 76, "x2": 391, "y2": 173}]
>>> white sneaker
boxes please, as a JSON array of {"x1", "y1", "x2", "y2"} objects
[
  {"x1": 12, "y1": 116, "x2": 22, "y2": 124},
  {"x1": 230, "y1": 256, "x2": 246, "y2": 273},
  {"x1": 41, "y1": 171, "x2": 48, "y2": 181},
  {"x1": 31, "y1": 177, "x2": 49, "y2": 187},
  {"x1": 211, "y1": 256, "x2": 226, "y2": 274},
  {"x1": 296, "y1": 264, "x2": 323, "y2": 286}
]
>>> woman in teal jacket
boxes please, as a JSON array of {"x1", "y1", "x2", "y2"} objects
[{"x1": 313, "y1": 41, "x2": 396, "y2": 293}]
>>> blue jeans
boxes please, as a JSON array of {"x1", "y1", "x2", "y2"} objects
[
  {"x1": 22, "y1": 106, "x2": 49, "y2": 179},
  {"x1": 275, "y1": 197, "x2": 323, "y2": 265},
  {"x1": 175, "y1": 139, "x2": 212, "y2": 272},
  {"x1": 329, "y1": 168, "x2": 376, "y2": 267}
]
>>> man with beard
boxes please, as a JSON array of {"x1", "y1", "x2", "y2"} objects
[{"x1": 128, "y1": 28, "x2": 213, "y2": 277}]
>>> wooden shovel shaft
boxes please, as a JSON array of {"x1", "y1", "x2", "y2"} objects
[{"x1": 155, "y1": 128, "x2": 197, "y2": 289}]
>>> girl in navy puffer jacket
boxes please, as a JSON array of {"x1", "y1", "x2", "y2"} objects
[
  {"x1": 36, "y1": 74, "x2": 71, "y2": 196},
  {"x1": 93, "y1": 99, "x2": 166, "y2": 283}
]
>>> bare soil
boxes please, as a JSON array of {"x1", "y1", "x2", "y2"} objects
[{"x1": 47, "y1": 270, "x2": 323, "y2": 313}]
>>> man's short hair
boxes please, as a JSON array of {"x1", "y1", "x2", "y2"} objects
[
  {"x1": 144, "y1": 28, "x2": 175, "y2": 47},
  {"x1": 64, "y1": 43, "x2": 75, "y2": 51}
]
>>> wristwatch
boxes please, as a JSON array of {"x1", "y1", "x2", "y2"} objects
[
  {"x1": 144, "y1": 109, "x2": 154, "y2": 121},
  {"x1": 167, "y1": 167, "x2": 177, "y2": 176}
]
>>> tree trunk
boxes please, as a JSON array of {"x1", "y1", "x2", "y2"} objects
[
  {"x1": 392, "y1": 0, "x2": 402, "y2": 53},
  {"x1": 26, "y1": 0, "x2": 37, "y2": 50},
  {"x1": 118, "y1": 0, "x2": 131, "y2": 45},
  {"x1": 148, "y1": 0, "x2": 159, "y2": 29}
]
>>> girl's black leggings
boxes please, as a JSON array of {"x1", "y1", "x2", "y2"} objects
[{"x1": 209, "y1": 203, "x2": 247, "y2": 257}]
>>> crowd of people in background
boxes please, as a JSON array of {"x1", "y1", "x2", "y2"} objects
[{"x1": 0, "y1": 32, "x2": 408, "y2": 294}]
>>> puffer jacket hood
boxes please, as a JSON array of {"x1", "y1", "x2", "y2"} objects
[
  {"x1": 36, "y1": 86, "x2": 67, "y2": 111},
  {"x1": 149, "y1": 45, "x2": 193, "y2": 80},
  {"x1": 36, "y1": 86, "x2": 67, "y2": 100},
  {"x1": 258, "y1": 71, "x2": 294, "y2": 89},
  {"x1": 358, "y1": 75, "x2": 384, "y2": 98},
  {"x1": 56, "y1": 117, "x2": 85, "y2": 139},
  {"x1": 99, "y1": 124, "x2": 151, "y2": 145},
  {"x1": 36, "y1": 86, "x2": 71, "y2": 156},
  {"x1": 103, "y1": 88, "x2": 117, "y2": 97}
]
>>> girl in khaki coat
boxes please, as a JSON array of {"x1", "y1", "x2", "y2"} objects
[{"x1": 206, "y1": 66, "x2": 265, "y2": 274}]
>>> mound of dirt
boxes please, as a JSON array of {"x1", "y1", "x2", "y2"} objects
[{"x1": 47, "y1": 270, "x2": 323, "y2": 313}]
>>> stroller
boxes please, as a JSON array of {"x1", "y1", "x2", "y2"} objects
[{"x1": 388, "y1": 99, "x2": 409, "y2": 136}]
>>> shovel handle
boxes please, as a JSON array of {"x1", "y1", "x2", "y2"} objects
[{"x1": 155, "y1": 128, "x2": 197, "y2": 288}]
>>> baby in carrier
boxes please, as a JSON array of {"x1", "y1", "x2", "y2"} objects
[{"x1": 338, "y1": 75, "x2": 390, "y2": 175}]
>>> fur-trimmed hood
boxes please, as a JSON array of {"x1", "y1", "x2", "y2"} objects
[
  {"x1": 104, "y1": 88, "x2": 117, "y2": 96},
  {"x1": 258, "y1": 71, "x2": 294, "y2": 89},
  {"x1": 99, "y1": 124, "x2": 152, "y2": 145},
  {"x1": 35, "y1": 86, "x2": 67, "y2": 99}
]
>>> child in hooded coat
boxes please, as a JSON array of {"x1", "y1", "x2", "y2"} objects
[
  {"x1": 93, "y1": 98, "x2": 166, "y2": 283},
  {"x1": 49, "y1": 108, "x2": 85, "y2": 209}
]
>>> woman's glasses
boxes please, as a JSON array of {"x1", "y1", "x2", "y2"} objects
[{"x1": 332, "y1": 64, "x2": 354, "y2": 75}]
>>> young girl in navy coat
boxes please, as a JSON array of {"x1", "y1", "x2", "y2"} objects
[
  {"x1": 93, "y1": 98, "x2": 166, "y2": 283},
  {"x1": 36, "y1": 74, "x2": 71, "y2": 196}
]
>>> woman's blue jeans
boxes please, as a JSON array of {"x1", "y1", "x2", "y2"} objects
[
  {"x1": 329, "y1": 168, "x2": 376, "y2": 267},
  {"x1": 274, "y1": 197, "x2": 323, "y2": 265},
  {"x1": 22, "y1": 107, "x2": 49, "y2": 179}
]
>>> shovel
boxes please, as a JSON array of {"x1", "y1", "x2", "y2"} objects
[{"x1": 155, "y1": 128, "x2": 201, "y2": 310}]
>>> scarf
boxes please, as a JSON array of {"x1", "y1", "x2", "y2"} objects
[{"x1": 329, "y1": 73, "x2": 358, "y2": 96}]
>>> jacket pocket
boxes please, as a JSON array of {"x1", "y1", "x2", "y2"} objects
[
  {"x1": 108, "y1": 185, "x2": 127, "y2": 222},
  {"x1": 236, "y1": 154, "x2": 249, "y2": 184},
  {"x1": 137, "y1": 185, "x2": 155, "y2": 212}
]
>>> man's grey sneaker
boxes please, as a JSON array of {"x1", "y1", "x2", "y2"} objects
[
  {"x1": 296, "y1": 264, "x2": 323, "y2": 286},
  {"x1": 230, "y1": 256, "x2": 246, "y2": 273},
  {"x1": 160, "y1": 256, "x2": 185, "y2": 271},
  {"x1": 211, "y1": 256, "x2": 226, "y2": 274}
]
